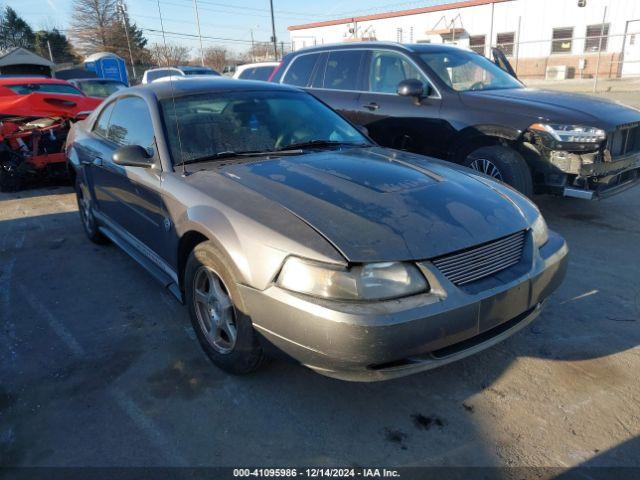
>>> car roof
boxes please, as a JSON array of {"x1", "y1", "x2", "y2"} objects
[
  {"x1": 129, "y1": 77, "x2": 300, "y2": 100},
  {"x1": 238, "y1": 62, "x2": 279, "y2": 68},
  {"x1": 288, "y1": 41, "x2": 467, "y2": 55},
  {"x1": 0, "y1": 77, "x2": 76, "y2": 86}
]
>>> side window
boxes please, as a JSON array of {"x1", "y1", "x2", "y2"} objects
[
  {"x1": 147, "y1": 69, "x2": 175, "y2": 82},
  {"x1": 106, "y1": 96, "x2": 155, "y2": 149},
  {"x1": 368, "y1": 50, "x2": 427, "y2": 94},
  {"x1": 282, "y1": 53, "x2": 320, "y2": 87},
  {"x1": 238, "y1": 68, "x2": 256, "y2": 80},
  {"x1": 92, "y1": 101, "x2": 116, "y2": 138},
  {"x1": 323, "y1": 50, "x2": 364, "y2": 91}
]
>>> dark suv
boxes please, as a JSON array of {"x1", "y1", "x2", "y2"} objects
[{"x1": 271, "y1": 42, "x2": 640, "y2": 199}]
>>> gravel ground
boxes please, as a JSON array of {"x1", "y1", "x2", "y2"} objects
[{"x1": 0, "y1": 184, "x2": 639, "y2": 475}]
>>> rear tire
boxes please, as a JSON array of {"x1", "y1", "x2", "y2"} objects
[
  {"x1": 463, "y1": 145, "x2": 533, "y2": 197},
  {"x1": 185, "y1": 241, "x2": 265, "y2": 375},
  {"x1": 75, "y1": 177, "x2": 108, "y2": 244}
]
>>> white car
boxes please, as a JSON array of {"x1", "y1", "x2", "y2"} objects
[
  {"x1": 141, "y1": 66, "x2": 221, "y2": 84},
  {"x1": 232, "y1": 62, "x2": 279, "y2": 81}
]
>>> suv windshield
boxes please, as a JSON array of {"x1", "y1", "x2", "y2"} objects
[
  {"x1": 161, "y1": 90, "x2": 370, "y2": 164},
  {"x1": 419, "y1": 50, "x2": 522, "y2": 92}
]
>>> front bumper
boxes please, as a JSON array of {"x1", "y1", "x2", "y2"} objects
[
  {"x1": 239, "y1": 231, "x2": 568, "y2": 381},
  {"x1": 546, "y1": 150, "x2": 640, "y2": 199}
]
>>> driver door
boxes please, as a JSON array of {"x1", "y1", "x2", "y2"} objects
[
  {"x1": 355, "y1": 49, "x2": 446, "y2": 158},
  {"x1": 90, "y1": 96, "x2": 170, "y2": 261}
]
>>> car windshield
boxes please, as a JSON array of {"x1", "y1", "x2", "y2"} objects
[
  {"x1": 78, "y1": 80, "x2": 126, "y2": 98},
  {"x1": 419, "y1": 50, "x2": 522, "y2": 92},
  {"x1": 7, "y1": 83, "x2": 84, "y2": 96},
  {"x1": 161, "y1": 90, "x2": 370, "y2": 165}
]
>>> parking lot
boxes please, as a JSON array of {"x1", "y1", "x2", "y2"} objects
[{"x1": 1, "y1": 180, "x2": 639, "y2": 472}]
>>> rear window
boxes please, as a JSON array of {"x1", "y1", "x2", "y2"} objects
[
  {"x1": 238, "y1": 66, "x2": 276, "y2": 81},
  {"x1": 184, "y1": 68, "x2": 217, "y2": 76},
  {"x1": 282, "y1": 53, "x2": 320, "y2": 87},
  {"x1": 146, "y1": 69, "x2": 179, "y2": 82},
  {"x1": 7, "y1": 83, "x2": 83, "y2": 96},
  {"x1": 322, "y1": 50, "x2": 364, "y2": 91}
]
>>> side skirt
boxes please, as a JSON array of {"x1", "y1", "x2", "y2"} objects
[{"x1": 95, "y1": 212, "x2": 184, "y2": 304}]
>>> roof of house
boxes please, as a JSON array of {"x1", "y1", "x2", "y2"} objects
[
  {"x1": 0, "y1": 47, "x2": 54, "y2": 68},
  {"x1": 288, "y1": 0, "x2": 513, "y2": 31}
]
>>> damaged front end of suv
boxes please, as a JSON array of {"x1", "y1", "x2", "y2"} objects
[{"x1": 522, "y1": 121, "x2": 640, "y2": 200}]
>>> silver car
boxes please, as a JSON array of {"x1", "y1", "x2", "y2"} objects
[{"x1": 66, "y1": 78, "x2": 568, "y2": 381}]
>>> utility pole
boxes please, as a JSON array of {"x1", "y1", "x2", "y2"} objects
[
  {"x1": 193, "y1": 0, "x2": 205, "y2": 66},
  {"x1": 250, "y1": 29, "x2": 255, "y2": 62},
  {"x1": 593, "y1": 5, "x2": 607, "y2": 93},
  {"x1": 46, "y1": 40, "x2": 54, "y2": 62},
  {"x1": 116, "y1": 1, "x2": 137, "y2": 79},
  {"x1": 269, "y1": 0, "x2": 278, "y2": 61}
]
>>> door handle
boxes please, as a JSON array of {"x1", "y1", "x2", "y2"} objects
[{"x1": 362, "y1": 102, "x2": 379, "y2": 111}]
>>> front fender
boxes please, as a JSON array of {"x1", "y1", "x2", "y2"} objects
[{"x1": 448, "y1": 124, "x2": 524, "y2": 160}]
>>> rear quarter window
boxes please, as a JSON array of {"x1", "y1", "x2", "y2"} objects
[{"x1": 282, "y1": 53, "x2": 320, "y2": 87}]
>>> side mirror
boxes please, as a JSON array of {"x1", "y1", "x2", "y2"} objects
[
  {"x1": 397, "y1": 79, "x2": 427, "y2": 105},
  {"x1": 112, "y1": 145, "x2": 154, "y2": 168}
]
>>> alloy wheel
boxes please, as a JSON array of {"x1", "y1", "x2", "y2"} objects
[
  {"x1": 193, "y1": 266, "x2": 238, "y2": 354},
  {"x1": 469, "y1": 158, "x2": 504, "y2": 181}
]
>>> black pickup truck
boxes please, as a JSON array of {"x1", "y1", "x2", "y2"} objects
[{"x1": 271, "y1": 41, "x2": 640, "y2": 199}]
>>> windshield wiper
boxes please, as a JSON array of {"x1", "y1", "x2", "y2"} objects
[
  {"x1": 276, "y1": 140, "x2": 370, "y2": 151},
  {"x1": 176, "y1": 149, "x2": 303, "y2": 166}
]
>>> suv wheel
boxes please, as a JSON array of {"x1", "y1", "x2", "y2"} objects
[
  {"x1": 185, "y1": 241, "x2": 265, "y2": 375},
  {"x1": 463, "y1": 145, "x2": 533, "y2": 197},
  {"x1": 75, "y1": 178, "x2": 108, "y2": 244}
]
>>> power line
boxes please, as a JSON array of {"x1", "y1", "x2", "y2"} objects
[{"x1": 143, "y1": 27, "x2": 290, "y2": 45}]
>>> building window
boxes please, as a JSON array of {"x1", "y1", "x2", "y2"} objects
[
  {"x1": 585, "y1": 23, "x2": 609, "y2": 52},
  {"x1": 552, "y1": 27, "x2": 574, "y2": 54},
  {"x1": 469, "y1": 35, "x2": 486, "y2": 54},
  {"x1": 396, "y1": 28, "x2": 403, "y2": 43},
  {"x1": 496, "y1": 32, "x2": 515, "y2": 56}
]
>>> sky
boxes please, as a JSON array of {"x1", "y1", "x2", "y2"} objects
[{"x1": 1, "y1": 0, "x2": 457, "y2": 56}]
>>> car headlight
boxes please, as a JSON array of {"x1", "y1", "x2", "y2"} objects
[
  {"x1": 277, "y1": 257, "x2": 428, "y2": 301},
  {"x1": 529, "y1": 123, "x2": 606, "y2": 144},
  {"x1": 531, "y1": 214, "x2": 549, "y2": 248}
]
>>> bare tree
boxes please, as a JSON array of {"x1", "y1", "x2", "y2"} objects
[
  {"x1": 149, "y1": 43, "x2": 190, "y2": 66},
  {"x1": 203, "y1": 46, "x2": 229, "y2": 72},
  {"x1": 70, "y1": 0, "x2": 118, "y2": 55}
]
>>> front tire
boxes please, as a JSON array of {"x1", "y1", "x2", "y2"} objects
[
  {"x1": 463, "y1": 145, "x2": 533, "y2": 197},
  {"x1": 185, "y1": 241, "x2": 265, "y2": 375}
]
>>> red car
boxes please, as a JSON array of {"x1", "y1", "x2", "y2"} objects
[{"x1": 0, "y1": 77, "x2": 103, "y2": 190}]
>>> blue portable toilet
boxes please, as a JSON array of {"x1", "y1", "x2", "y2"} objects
[{"x1": 83, "y1": 52, "x2": 129, "y2": 86}]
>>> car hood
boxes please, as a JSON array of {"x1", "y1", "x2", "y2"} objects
[
  {"x1": 460, "y1": 88, "x2": 640, "y2": 129},
  {"x1": 198, "y1": 147, "x2": 536, "y2": 263}
]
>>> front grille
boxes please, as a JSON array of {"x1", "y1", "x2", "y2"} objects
[
  {"x1": 609, "y1": 122, "x2": 640, "y2": 158},
  {"x1": 431, "y1": 230, "x2": 526, "y2": 286}
]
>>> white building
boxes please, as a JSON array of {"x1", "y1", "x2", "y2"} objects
[{"x1": 288, "y1": 0, "x2": 640, "y2": 79}]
